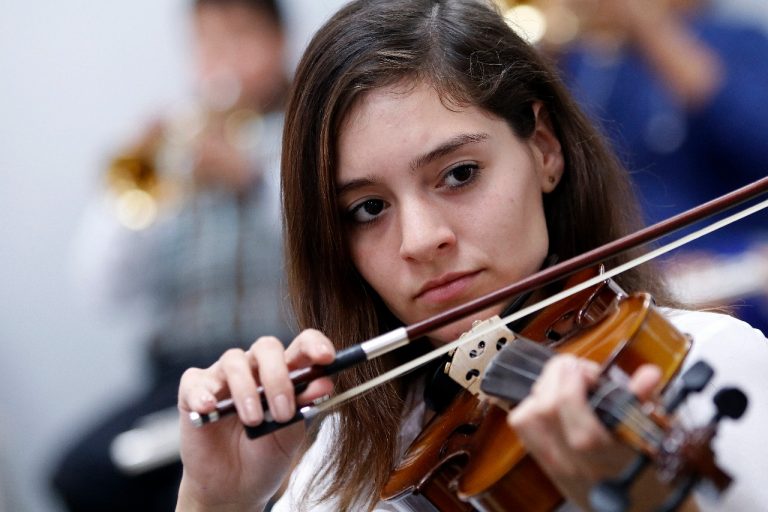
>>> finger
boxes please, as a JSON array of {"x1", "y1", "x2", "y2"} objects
[
  {"x1": 509, "y1": 356, "x2": 581, "y2": 471},
  {"x1": 283, "y1": 329, "x2": 336, "y2": 369},
  {"x1": 509, "y1": 397, "x2": 576, "y2": 475},
  {"x1": 530, "y1": 354, "x2": 598, "y2": 396},
  {"x1": 178, "y1": 366, "x2": 221, "y2": 414},
  {"x1": 628, "y1": 363, "x2": 663, "y2": 401},
  {"x1": 517, "y1": 355, "x2": 588, "y2": 430},
  {"x1": 218, "y1": 348, "x2": 264, "y2": 426},
  {"x1": 295, "y1": 377, "x2": 335, "y2": 406},
  {"x1": 249, "y1": 336, "x2": 295, "y2": 423},
  {"x1": 556, "y1": 358, "x2": 612, "y2": 451}
]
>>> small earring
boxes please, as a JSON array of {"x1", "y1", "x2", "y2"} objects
[{"x1": 548, "y1": 176, "x2": 556, "y2": 184}]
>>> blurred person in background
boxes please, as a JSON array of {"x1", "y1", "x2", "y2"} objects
[
  {"x1": 503, "y1": 0, "x2": 768, "y2": 332},
  {"x1": 49, "y1": 0, "x2": 291, "y2": 510}
]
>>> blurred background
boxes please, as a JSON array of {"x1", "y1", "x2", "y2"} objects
[
  {"x1": 0, "y1": 1, "x2": 765, "y2": 511},
  {"x1": 0, "y1": 2, "x2": 348, "y2": 511}
]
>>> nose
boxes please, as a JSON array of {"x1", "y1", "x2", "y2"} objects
[{"x1": 398, "y1": 196, "x2": 456, "y2": 262}]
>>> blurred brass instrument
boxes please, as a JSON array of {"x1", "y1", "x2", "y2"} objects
[
  {"x1": 105, "y1": 103, "x2": 263, "y2": 231},
  {"x1": 496, "y1": 0, "x2": 688, "y2": 47},
  {"x1": 494, "y1": 0, "x2": 583, "y2": 47},
  {"x1": 105, "y1": 125, "x2": 173, "y2": 231}
]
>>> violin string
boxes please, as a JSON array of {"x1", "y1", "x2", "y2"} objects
[
  {"x1": 623, "y1": 407, "x2": 664, "y2": 447},
  {"x1": 308, "y1": 196, "x2": 768, "y2": 417},
  {"x1": 588, "y1": 380, "x2": 665, "y2": 447}
]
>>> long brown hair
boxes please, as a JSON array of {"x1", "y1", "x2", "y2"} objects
[{"x1": 281, "y1": 0, "x2": 668, "y2": 509}]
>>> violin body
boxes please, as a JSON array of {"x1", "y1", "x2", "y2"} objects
[{"x1": 382, "y1": 272, "x2": 693, "y2": 511}]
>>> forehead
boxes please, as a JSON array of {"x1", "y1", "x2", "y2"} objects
[
  {"x1": 194, "y1": 3, "x2": 277, "y2": 35},
  {"x1": 342, "y1": 81, "x2": 466, "y2": 129},
  {"x1": 337, "y1": 82, "x2": 498, "y2": 177}
]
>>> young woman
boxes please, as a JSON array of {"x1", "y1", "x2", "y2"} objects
[{"x1": 176, "y1": 1, "x2": 768, "y2": 510}]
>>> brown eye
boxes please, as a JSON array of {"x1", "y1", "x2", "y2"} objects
[
  {"x1": 349, "y1": 198, "x2": 387, "y2": 224},
  {"x1": 443, "y1": 163, "x2": 480, "y2": 189}
]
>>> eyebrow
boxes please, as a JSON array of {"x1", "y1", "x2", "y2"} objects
[
  {"x1": 409, "y1": 132, "x2": 489, "y2": 171},
  {"x1": 336, "y1": 176, "x2": 376, "y2": 197},
  {"x1": 336, "y1": 132, "x2": 489, "y2": 196}
]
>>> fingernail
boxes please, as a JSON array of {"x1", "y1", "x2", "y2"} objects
[
  {"x1": 563, "y1": 356, "x2": 579, "y2": 371},
  {"x1": 273, "y1": 393, "x2": 293, "y2": 421},
  {"x1": 243, "y1": 397, "x2": 261, "y2": 423}
]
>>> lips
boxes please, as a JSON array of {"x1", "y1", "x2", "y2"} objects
[{"x1": 415, "y1": 271, "x2": 481, "y2": 304}]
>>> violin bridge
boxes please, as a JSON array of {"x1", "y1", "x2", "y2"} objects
[{"x1": 443, "y1": 315, "x2": 516, "y2": 402}]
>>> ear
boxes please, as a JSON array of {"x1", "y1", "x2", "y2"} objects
[{"x1": 529, "y1": 102, "x2": 564, "y2": 194}]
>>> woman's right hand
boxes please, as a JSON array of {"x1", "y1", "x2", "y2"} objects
[{"x1": 176, "y1": 329, "x2": 336, "y2": 511}]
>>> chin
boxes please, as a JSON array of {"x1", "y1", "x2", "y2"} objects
[{"x1": 427, "y1": 303, "x2": 505, "y2": 346}]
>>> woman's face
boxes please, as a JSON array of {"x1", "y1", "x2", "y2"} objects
[{"x1": 337, "y1": 82, "x2": 564, "y2": 343}]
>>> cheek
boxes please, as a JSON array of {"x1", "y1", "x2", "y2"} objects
[
  {"x1": 517, "y1": 199, "x2": 550, "y2": 273},
  {"x1": 348, "y1": 233, "x2": 388, "y2": 294},
  {"x1": 348, "y1": 230, "x2": 410, "y2": 319},
  {"x1": 484, "y1": 189, "x2": 549, "y2": 274}
]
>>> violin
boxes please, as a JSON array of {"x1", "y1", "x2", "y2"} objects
[
  {"x1": 381, "y1": 269, "x2": 746, "y2": 511},
  {"x1": 190, "y1": 177, "x2": 768, "y2": 510}
]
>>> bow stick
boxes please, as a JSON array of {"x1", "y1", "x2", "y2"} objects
[{"x1": 191, "y1": 176, "x2": 768, "y2": 434}]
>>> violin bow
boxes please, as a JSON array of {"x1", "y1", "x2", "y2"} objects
[{"x1": 191, "y1": 176, "x2": 768, "y2": 435}]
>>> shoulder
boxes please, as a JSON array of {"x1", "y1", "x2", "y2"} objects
[
  {"x1": 273, "y1": 384, "x2": 427, "y2": 511},
  {"x1": 662, "y1": 308, "x2": 766, "y2": 352},
  {"x1": 661, "y1": 308, "x2": 767, "y2": 383},
  {"x1": 661, "y1": 309, "x2": 768, "y2": 510},
  {"x1": 272, "y1": 415, "x2": 384, "y2": 511}
]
